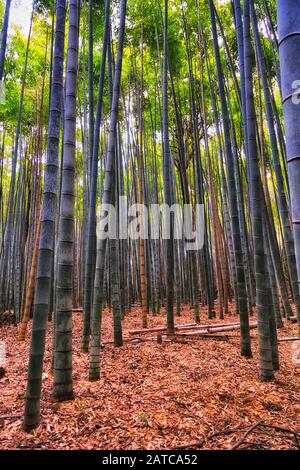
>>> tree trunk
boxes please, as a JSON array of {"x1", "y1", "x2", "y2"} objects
[
  {"x1": 277, "y1": 0, "x2": 300, "y2": 337},
  {"x1": 18, "y1": 215, "x2": 42, "y2": 341},
  {"x1": 244, "y1": 0, "x2": 274, "y2": 380},
  {"x1": 88, "y1": 0, "x2": 127, "y2": 381},
  {"x1": 23, "y1": 0, "x2": 67, "y2": 431},
  {"x1": 162, "y1": 0, "x2": 174, "y2": 335},
  {"x1": 82, "y1": 0, "x2": 110, "y2": 352},
  {"x1": 0, "y1": 0, "x2": 11, "y2": 81},
  {"x1": 209, "y1": 0, "x2": 251, "y2": 357},
  {"x1": 52, "y1": 0, "x2": 80, "y2": 402}
]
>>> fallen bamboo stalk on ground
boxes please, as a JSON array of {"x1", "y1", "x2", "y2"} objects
[
  {"x1": 102, "y1": 332, "x2": 232, "y2": 346},
  {"x1": 129, "y1": 321, "x2": 257, "y2": 336},
  {"x1": 181, "y1": 320, "x2": 257, "y2": 330},
  {"x1": 128, "y1": 322, "x2": 198, "y2": 336},
  {"x1": 205, "y1": 323, "x2": 257, "y2": 333},
  {"x1": 104, "y1": 322, "x2": 259, "y2": 347},
  {"x1": 175, "y1": 323, "x2": 258, "y2": 335},
  {"x1": 173, "y1": 333, "x2": 229, "y2": 341},
  {"x1": 278, "y1": 336, "x2": 298, "y2": 342}
]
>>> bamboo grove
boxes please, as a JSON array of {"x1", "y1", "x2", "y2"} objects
[{"x1": 0, "y1": 0, "x2": 299, "y2": 431}]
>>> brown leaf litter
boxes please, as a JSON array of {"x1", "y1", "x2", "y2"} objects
[{"x1": 0, "y1": 304, "x2": 299, "y2": 450}]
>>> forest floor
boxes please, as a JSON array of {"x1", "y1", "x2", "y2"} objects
[{"x1": 0, "y1": 304, "x2": 300, "y2": 450}]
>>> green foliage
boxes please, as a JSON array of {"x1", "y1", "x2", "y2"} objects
[
  {"x1": 0, "y1": 14, "x2": 50, "y2": 132},
  {"x1": 0, "y1": 0, "x2": 281, "y2": 218}
]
